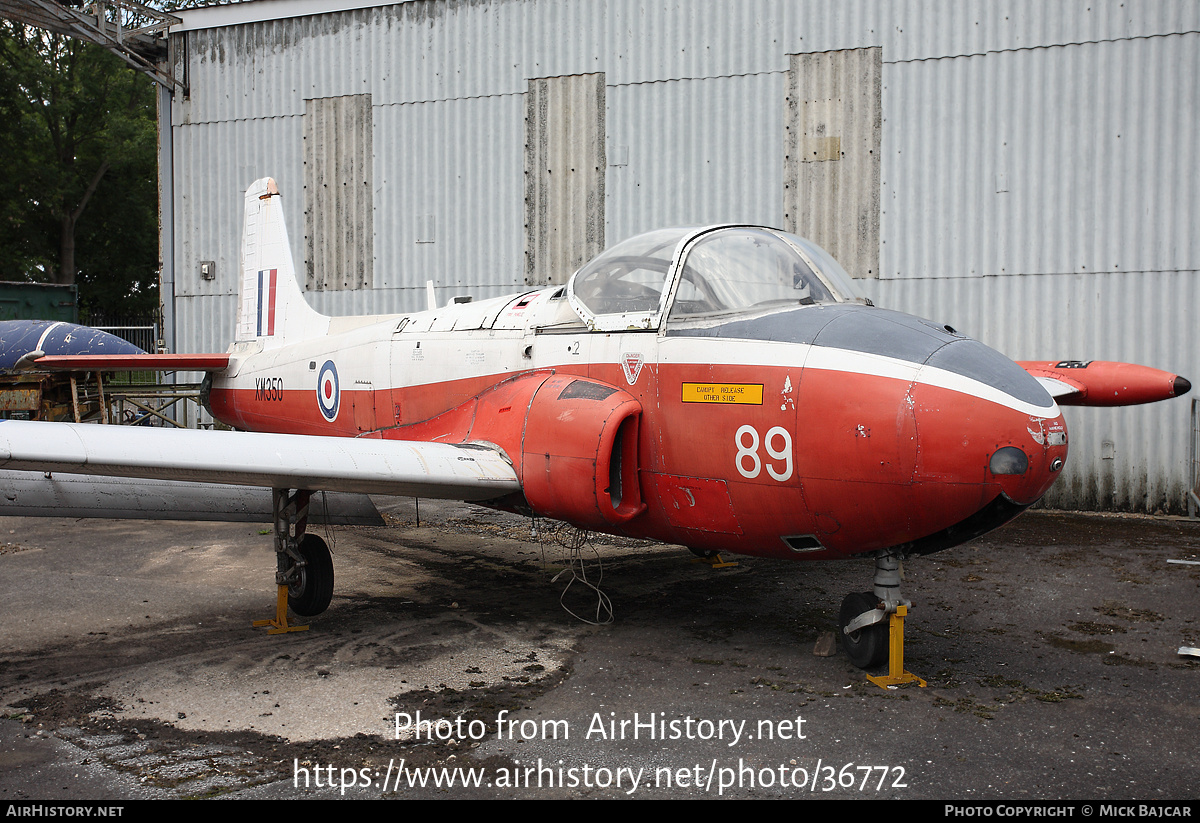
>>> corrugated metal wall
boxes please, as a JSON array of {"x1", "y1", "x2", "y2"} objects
[
  {"x1": 524, "y1": 73, "x2": 606, "y2": 286},
  {"x1": 167, "y1": 0, "x2": 1200, "y2": 512},
  {"x1": 304, "y1": 94, "x2": 374, "y2": 291},
  {"x1": 784, "y1": 47, "x2": 882, "y2": 280}
]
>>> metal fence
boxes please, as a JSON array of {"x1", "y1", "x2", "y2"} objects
[{"x1": 91, "y1": 323, "x2": 158, "y2": 353}]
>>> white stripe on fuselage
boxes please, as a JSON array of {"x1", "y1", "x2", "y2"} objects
[
  {"x1": 384, "y1": 333, "x2": 1058, "y2": 418},
  {"x1": 657, "y1": 337, "x2": 1059, "y2": 417}
]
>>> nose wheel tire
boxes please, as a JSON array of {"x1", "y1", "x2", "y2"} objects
[
  {"x1": 288, "y1": 534, "x2": 334, "y2": 617},
  {"x1": 839, "y1": 591, "x2": 888, "y2": 670}
]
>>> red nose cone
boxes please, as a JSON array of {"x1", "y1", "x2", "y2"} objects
[{"x1": 906, "y1": 380, "x2": 1065, "y2": 530}]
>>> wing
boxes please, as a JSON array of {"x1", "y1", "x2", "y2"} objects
[
  {"x1": 0, "y1": 421, "x2": 519, "y2": 501},
  {"x1": 1019, "y1": 360, "x2": 1191, "y2": 407},
  {"x1": 29, "y1": 353, "x2": 231, "y2": 371},
  {"x1": 0, "y1": 469, "x2": 383, "y2": 524}
]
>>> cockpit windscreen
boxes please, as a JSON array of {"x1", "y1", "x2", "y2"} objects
[{"x1": 669, "y1": 228, "x2": 855, "y2": 322}]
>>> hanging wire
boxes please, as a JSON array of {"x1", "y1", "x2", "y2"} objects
[{"x1": 536, "y1": 520, "x2": 613, "y2": 626}]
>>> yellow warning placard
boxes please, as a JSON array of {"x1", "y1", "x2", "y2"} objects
[{"x1": 681, "y1": 383, "x2": 764, "y2": 405}]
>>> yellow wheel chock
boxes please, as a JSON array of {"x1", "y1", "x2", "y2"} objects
[
  {"x1": 253, "y1": 584, "x2": 310, "y2": 634},
  {"x1": 866, "y1": 605, "x2": 926, "y2": 689}
]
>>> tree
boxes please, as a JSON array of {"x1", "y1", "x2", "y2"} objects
[{"x1": 0, "y1": 21, "x2": 158, "y2": 319}]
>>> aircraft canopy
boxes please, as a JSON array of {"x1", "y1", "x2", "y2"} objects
[{"x1": 567, "y1": 226, "x2": 865, "y2": 332}]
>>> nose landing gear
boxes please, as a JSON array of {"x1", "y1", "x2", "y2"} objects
[{"x1": 838, "y1": 549, "x2": 926, "y2": 689}]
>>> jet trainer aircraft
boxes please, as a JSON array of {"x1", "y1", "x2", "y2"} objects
[{"x1": 1, "y1": 178, "x2": 1189, "y2": 684}]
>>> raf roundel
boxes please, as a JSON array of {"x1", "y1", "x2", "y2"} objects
[{"x1": 317, "y1": 360, "x2": 340, "y2": 421}]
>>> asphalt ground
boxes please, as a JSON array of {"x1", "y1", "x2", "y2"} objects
[{"x1": 0, "y1": 499, "x2": 1197, "y2": 800}]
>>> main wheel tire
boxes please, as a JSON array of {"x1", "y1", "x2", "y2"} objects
[
  {"x1": 288, "y1": 534, "x2": 334, "y2": 617},
  {"x1": 839, "y1": 591, "x2": 888, "y2": 670}
]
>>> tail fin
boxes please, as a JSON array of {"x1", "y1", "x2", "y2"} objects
[{"x1": 236, "y1": 178, "x2": 328, "y2": 345}]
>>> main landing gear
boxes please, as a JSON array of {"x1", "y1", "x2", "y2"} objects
[
  {"x1": 253, "y1": 488, "x2": 335, "y2": 635},
  {"x1": 838, "y1": 549, "x2": 926, "y2": 689}
]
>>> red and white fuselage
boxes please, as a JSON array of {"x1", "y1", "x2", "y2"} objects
[
  {"x1": 205, "y1": 202, "x2": 1075, "y2": 561},
  {"x1": 18, "y1": 181, "x2": 1185, "y2": 564},
  {"x1": 3, "y1": 177, "x2": 1188, "y2": 670}
]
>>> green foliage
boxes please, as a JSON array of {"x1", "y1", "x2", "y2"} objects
[{"x1": 0, "y1": 21, "x2": 159, "y2": 319}]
